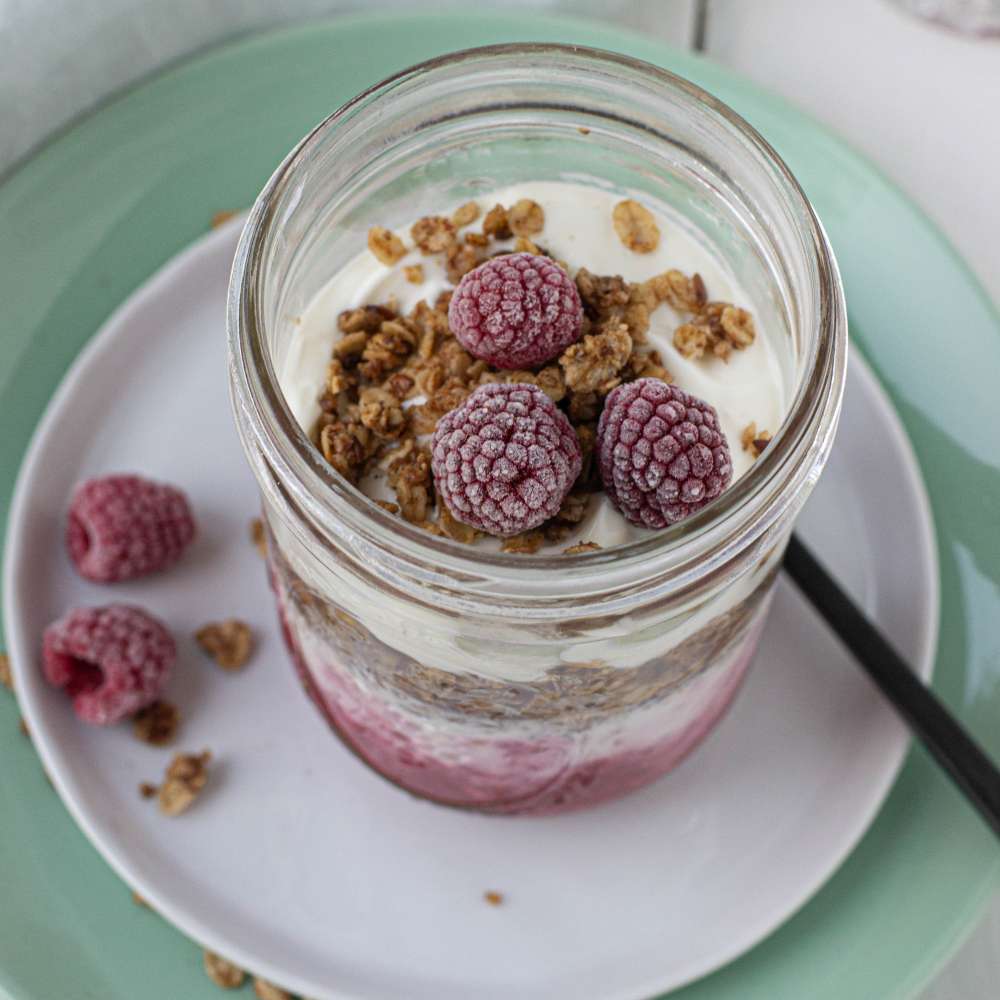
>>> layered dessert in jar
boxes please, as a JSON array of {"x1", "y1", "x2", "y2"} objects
[{"x1": 228, "y1": 46, "x2": 846, "y2": 815}]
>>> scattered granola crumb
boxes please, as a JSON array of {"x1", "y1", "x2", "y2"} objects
[
  {"x1": 508, "y1": 198, "x2": 545, "y2": 237},
  {"x1": 649, "y1": 269, "x2": 707, "y2": 313},
  {"x1": 19, "y1": 717, "x2": 29, "y2": 738},
  {"x1": 720, "y1": 305, "x2": 756, "y2": 348},
  {"x1": 403, "y1": 264, "x2": 425, "y2": 284},
  {"x1": 195, "y1": 620, "x2": 254, "y2": 671},
  {"x1": 513, "y1": 236, "x2": 541, "y2": 255},
  {"x1": 501, "y1": 531, "x2": 545, "y2": 555},
  {"x1": 203, "y1": 950, "x2": 245, "y2": 989},
  {"x1": 437, "y1": 505, "x2": 480, "y2": 544},
  {"x1": 210, "y1": 210, "x2": 238, "y2": 229},
  {"x1": 375, "y1": 500, "x2": 400, "y2": 514},
  {"x1": 411, "y1": 215, "x2": 456, "y2": 254},
  {"x1": 131, "y1": 890, "x2": 149, "y2": 908},
  {"x1": 741, "y1": 422, "x2": 772, "y2": 458},
  {"x1": 250, "y1": 517, "x2": 267, "y2": 557},
  {"x1": 612, "y1": 199, "x2": 660, "y2": 253},
  {"x1": 133, "y1": 700, "x2": 179, "y2": 746},
  {"x1": 451, "y1": 201, "x2": 480, "y2": 227},
  {"x1": 253, "y1": 979, "x2": 293, "y2": 1000},
  {"x1": 367, "y1": 226, "x2": 407, "y2": 266},
  {"x1": 484, "y1": 890, "x2": 505, "y2": 906},
  {"x1": 560, "y1": 323, "x2": 633, "y2": 394},
  {"x1": 673, "y1": 321, "x2": 710, "y2": 360},
  {"x1": 386, "y1": 441, "x2": 434, "y2": 524},
  {"x1": 482, "y1": 203, "x2": 512, "y2": 240},
  {"x1": 564, "y1": 542, "x2": 602, "y2": 554},
  {"x1": 139, "y1": 781, "x2": 158, "y2": 799},
  {"x1": 0, "y1": 652, "x2": 11, "y2": 690},
  {"x1": 577, "y1": 126, "x2": 591, "y2": 135},
  {"x1": 157, "y1": 750, "x2": 211, "y2": 817}
]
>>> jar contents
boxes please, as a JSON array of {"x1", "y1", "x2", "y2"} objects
[{"x1": 268, "y1": 181, "x2": 795, "y2": 813}]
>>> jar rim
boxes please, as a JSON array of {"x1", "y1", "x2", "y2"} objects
[{"x1": 228, "y1": 42, "x2": 846, "y2": 595}]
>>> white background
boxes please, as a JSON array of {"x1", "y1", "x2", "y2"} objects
[{"x1": 0, "y1": 0, "x2": 997, "y2": 996}]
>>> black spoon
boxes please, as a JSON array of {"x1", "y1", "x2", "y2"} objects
[{"x1": 784, "y1": 533, "x2": 1000, "y2": 840}]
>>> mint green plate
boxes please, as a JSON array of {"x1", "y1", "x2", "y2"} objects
[{"x1": 1, "y1": 11, "x2": 997, "y2": 1000}]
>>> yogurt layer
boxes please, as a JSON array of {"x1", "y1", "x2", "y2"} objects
[{"x1": 279, "y1": 180, "x2": 791, "y2": 551}]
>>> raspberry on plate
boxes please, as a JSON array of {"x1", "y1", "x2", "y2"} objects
[
  {"x1": 448, "y1": 252, "x2": 583, "y2": 369},
  {"x1": 42, "y1": 605, "x2": 175, "y2": 725},
  {"x1": 597, "y1": 378, "x2": 732, "y2": 529},
  {"x1": 431, "y1": 383, "x2": 582, "y2": 537},
  {"x1": 67, "y1": 474, "x2": 196, "y2": 582}
]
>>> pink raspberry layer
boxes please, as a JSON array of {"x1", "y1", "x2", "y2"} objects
[
  {"x1": 275, "y1": 584, "x2": 761, "y2": 815},
  {"x1": 448, "y1": 253, "x2": 583, "y2": 369},
  {"x1": 67, "y1": 474, "x2": 196, "y2": 583},
  {"x1": 42, "y1": 604, "x2": 175, "y2": 725}
]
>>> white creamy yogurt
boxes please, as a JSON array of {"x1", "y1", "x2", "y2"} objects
[{"x1": 279, "y1": 181, "x2": 791, "y2": 551}]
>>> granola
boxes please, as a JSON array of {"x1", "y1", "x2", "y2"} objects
[
  {"x1": 507, "y1": 198, "x2": 545, "y2": 236},
  {"x1": 367, "y1": 226, "x2": 407, "y2": 266},
  {"x1": 253, "y1": 979, "x2": 293, "y2": 1000},
  {"x1": 0, "y1": 652, "x2": 11, "y2": 690},
  {"x1": 132, "y1": 700, "x2": 179, "y2": 746},
  {"x1": 250, "y1": 517, "x2": 267, "y2": 557},
  {"x1": 195, "y1": 620, "x2": 254, "y2": 671},
  {"x1": 612, "y1": 199, "x2": 660, "y2": 253},
  {"x1": 741, "y1": 422, "x2": 772, "y2": 459},
  {"x1": 157, "y1": 750, "x2": 211, "y2": 817},
  {"x1": 411, "y1": 215, "x2": 456, "y2": 254},
  {"x1": 203, "y1": 950, "x2": 245, "y2": 989}
]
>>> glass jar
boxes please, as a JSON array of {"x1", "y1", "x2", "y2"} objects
[{"x1": 228, "y1": 44, "x2": 847, "y2": 815}]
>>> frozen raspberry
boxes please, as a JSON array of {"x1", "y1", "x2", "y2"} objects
[
  {"x1": 448, "y1": 253, "x2": 583, "y2": 369},
  {"x1": 67, "y1": 474, "x2": 196, "y2": 582},
  {"x1": 597, "y1": 378, "x2": 732, "y2": 529},
  {"x1": 431, "y1": 383, "x2": 581, "y2": 537},
  {"x1": 42, "y1": 605, "x2": 175, "y2": 725}
]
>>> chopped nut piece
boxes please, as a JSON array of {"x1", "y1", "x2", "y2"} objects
[
  {"x1": 513, "y1": 236, "x2": 541, "y2": 255},
  {"x1": 338, "y1": 304, "x2": 395, "y2": 335},
  {"x1": 133, "y1": 700, "x2": 179, "y2": 746},
  {"x1": 742, "y1": 422, "x2": 772, "y2": 458},
  {"x1": 464, "y1": 231, "x2": 489, "y2": 248},
  {"x1": 387, "y1": 442, "x2": 433, "y2": 524},
  {"x1": 250, "y1": 517, "x2": 267, "y2": 557},
  {"x1": 445, "y1": 240, "x2": 480, "y2": 283},
  {"x1": 332, "y1": 331, "x2": 368, "y2": 361},
  {"x1": 451, "y1": 201, "x2": 480, "y2": 227},
  {"x1": 403, "y1": 264, "x2": 425, "y2": 284},
  {"x1": 484, "y1": 890, "x2": 505, "y2": 906},
  {"x1": 367, "y1": 226, "x2": 407, "y2": 265},
  {"x1": 210, "y1": 210, "x2": 238, "y2": 229},
  {"x1": 376, "y1": 500, "x2": 400, "y2": 514},
  {"x1": 575, "y1": 268, "x2": 630, "y2": 317},
  {"x1": 358, "y1": 320, "x2": 417, "y2": 381},
  {"x1": 359, "y1": 386, "x2": 407, "y2": 439},
  {"x1": 560, "y1": 323, "x2": 633, "y2": 394},
  {"x1": 0, "y1": 652, "x2": 10, "y2": 690},
  {"x1": 482, "y1": 203, "x2": 512, "y2": 239},
  {"x1": 158, "y1": 750, "x2": 211, "y2": 817},
  {"x1": 501, "y1": 531, "x2": 544, "y2": 554},
  {"x1": 720, "y1": 305, "x2": 756, "y2": 348},
  {"x1": 438, "y1": 506, "x2": 479, "y2": 544},
  {"x1": 411, "y1": 215, "x2": 456, "y2": 254},
  {"x1": 612, "y1": 199, "x2": 660, "y2": 253},
  {"x1": 203, "y1": 950, "x2": 245, "y2": 989},
  {"x1": 253, "y1": 979, "x2": 292, "y2": 1000},
  {"x1": 564, "y1": 541, "x2": 602, "y2": 554},
  {"x1": 508, "y1": 198, "x2": 545, "y2": 236},
  {"x1": 673, "y1": 322, "x2": 711, "y2": 360},
  {"x1": 319, "y1": 418, "x2": 376, "y2": 483},
  {"x1": 195, "y1": 620, "x2": 254, "y2": 671},
  {"x1": 139, "y1": 782, "x2": 158, "y2": 799},
  {"x1": 649, "y1": 269, "x2": 707, "y2": 312}
]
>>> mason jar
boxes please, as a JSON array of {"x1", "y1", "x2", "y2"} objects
[{"x1": 227, "y1": 44, "x2": 847, "y2": 815}]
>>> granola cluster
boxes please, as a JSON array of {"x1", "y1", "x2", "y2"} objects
[{"x1": 310, "y1": 195, "x2": 760, "y2": 550}]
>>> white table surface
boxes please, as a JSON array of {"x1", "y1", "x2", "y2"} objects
[{"x1": 1, "y1": 1, "x2": 997, "y2": 996}]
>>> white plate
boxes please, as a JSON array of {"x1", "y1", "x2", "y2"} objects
[{"x1": 4, "y1": 222, "x2": 939, "y2": 1000}]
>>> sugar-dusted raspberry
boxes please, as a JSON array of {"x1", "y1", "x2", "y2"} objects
[
  {"x1": 431, "y1": 383, "x2": 581, "y2": 537},
  {"x1": 67, "y1": 474, "x2": 196, "y2": 582},
  {"x1": 42, "y1": 605, "x2": 175, "y2": 725},
  {"x1": 597, "y1": 378, "x2": 732, "y2": 529},
  {"x1": 448, "y1": 253, "x2": 583, "y2": 369}
]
